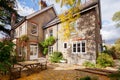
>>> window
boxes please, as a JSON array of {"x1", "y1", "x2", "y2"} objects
[
  {"x1": 77, "y1": 43, "x2": 81, "y2": 52},
  {"x1": 19, "y1": 27, "x2": 22, "y2": 36},
  {"x1": 64, "y1": 43, "x2": 67, "y2": 49},
  {"x1": 14, "y1": 30, "x2": 17, "y2": 38},
  {"x1": 82, "y1": 41, "x2": 85, "y2": 52},
  {"x1": 73, "y1": 43, "x2": 76, "y2": 52},
  {"x1": 30, "y1": 44, "x2": 38, "y2": 56},
  {"x1": 48, "y1": 46, "x2": 53, "y2": 54},
  {"x1": 72, "y1": 40, "x2": 86, "y2": 53},
  {"x1": 31, "y1": 23, "x2": 38, "y2": 35},
  {"x1": 49, "y1": 29, "x2": 53, "y2": 36}
]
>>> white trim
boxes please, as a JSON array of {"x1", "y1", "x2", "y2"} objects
[
  {"x1": 48, "y1": 46, "x2": 53, "y2": 54},
  {"x1": 63, "y1": 42, "x2": 68, "y2": 49},
  {"x1": 72, "y1": 40, "x2": 86, "y2": 54},
  {"x1": 30, "y1": 44, "x2": 38, "y2": 60},
  {"x1": 30, "y1": 23, "x2": 38, "y2": 36}
]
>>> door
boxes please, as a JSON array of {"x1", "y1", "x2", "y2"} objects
[{"x1": 30, "y1": 44, "x2": 38, "y2": 60}]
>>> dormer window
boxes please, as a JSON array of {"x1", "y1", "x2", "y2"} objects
[{"x1": 31, "y1": 23, "x2": 38, "y2": 35}]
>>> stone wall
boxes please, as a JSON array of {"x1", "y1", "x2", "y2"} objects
[{"x1": 44, "y1": 8, "x2": 101, "y2": 65}]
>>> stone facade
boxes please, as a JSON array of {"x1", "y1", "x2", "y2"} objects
[{"x1": 44, "y1": 3, "x2": 102, "y2": 64}]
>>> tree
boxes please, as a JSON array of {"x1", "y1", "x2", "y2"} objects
[
  {"x1": 58, "y1": 7, "x2": 80, "y2": 40},
  {"x1": 55, "y1": 0, "x2": 81, "y2": 7},
  {"x1": 114, "y1": 38, "x2": 120, "y2": 58},
  {"x1": 112, "y1": 11, "x2": 120, "y2": 27},
  {"x1": 0, "y1": 38, "x2": 15, "y2": 74},
  {"x1": 0, "y1": 0, "x2": 22, "y2": 36}
]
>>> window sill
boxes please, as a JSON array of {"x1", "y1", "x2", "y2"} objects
[{"x1": 30, "y1": 34, "x2": 38, "y2": 36}]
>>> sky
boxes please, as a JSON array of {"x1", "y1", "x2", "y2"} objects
[{"x1": 0, "y1": 0, "x2": 120, "y2": 44}]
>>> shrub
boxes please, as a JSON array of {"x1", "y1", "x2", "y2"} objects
[
  {"x1": 43, "y1": 48, "x2": 48, "y2": 55},
  {"x1": 97, "y1": 53, "x2": 114, "y2": 68},
  {"x1": 76, "y1": 76, "x2": 91, "y2": 80},
  {"x1": 108, "y1": 65, "x2": 120, "y2": 80},
  {"x1": 49, "y1": 52, "x2": 63, "y2": 63},
  {"x1": 39, "y1": 36, "x2": 55, "y2": 55},
  {"x1": 0, "y1": 39, "x2": 15, "y2": 73},
  {"x1": 83, "y1": 61, "x2": 95, "y2": 68}
]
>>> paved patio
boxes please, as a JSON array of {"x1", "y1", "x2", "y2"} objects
[{"x1": 0, "y1": 63, "x2": 110, "y2": 80}]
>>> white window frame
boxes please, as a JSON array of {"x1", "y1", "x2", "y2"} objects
[
  {"x1": 49, "y1": 29, "x2": 53, "y2": 37},
  {"x1": 72, "y1": 40, "x2": 86, "y2": 54},
  {"x1": 19, "y1": 26, "x2": 22, "y2": 36},
  {"x1": 30, "y1": 23, "x2": 38, "y2": 36},
  {"x1": 48, "y1": 46, "x2": 53, "y2": 54},
  {"x1": 30, "y1": 44, "x2": 38, "y2": 60}
]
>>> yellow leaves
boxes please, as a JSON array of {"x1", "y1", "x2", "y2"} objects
[
  {"x1": 55, "y1": 0, "x2": 81, "y2": 7},
  {"x1": 58, "y1": 7, "x2": 80, "y2": 41}
]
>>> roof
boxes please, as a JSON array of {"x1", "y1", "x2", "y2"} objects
[
  {"x1": 43, "y1": 0, "x2": 99, "y2": 29},
  {"x1": 43, "y1": 17, "x2": 60, "y2": 29},
  {"x1": 26, "y1": 5, "x2": 56, "y2": 19},
  {"x1": 13, "y1": 5, "x2": 56, "y2": 29}
]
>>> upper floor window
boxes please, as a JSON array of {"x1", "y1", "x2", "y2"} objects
[
  {"x1": 31, "y1": 23, "x2": 38, "y2": 35},
  {"x1": 14, "y1": 30, "x2": 17, "y2": 38},
  {"x1": 19, "y1": 26, "x2": 22, "y2": 35},
  {"x1": 49, "y1": 29, "x2": 53, "y2": 36},
  {"x1": 72, "y1": 40, "x2": 86, "y2": 53}
]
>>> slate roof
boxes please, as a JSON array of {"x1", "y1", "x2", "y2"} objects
[
  {"x1": 13, "y1": 5, "x2": 56, "y2": 29},
  {"x1": 43, "y1": 0, "x2": 100, "y2": 29}
]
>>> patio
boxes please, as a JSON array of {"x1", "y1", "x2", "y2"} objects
[{"x1": 0, "y1": 63, "x2": 110, "y2": 80}]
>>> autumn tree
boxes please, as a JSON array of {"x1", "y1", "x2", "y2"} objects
[
  {"x1": 55, "y1": 0, "x2": 81, "y2": 7},
  {"x1": 55, "y1": 0, "x2": 81, "y2": 40},
  {"x1": 112, "y1": 11, "x2": 120, "y2": 27}
]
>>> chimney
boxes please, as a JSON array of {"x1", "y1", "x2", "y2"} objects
[
  {"x1": 11, "y1": 13, "x2": 16, "y2": 39},
  {"x1": 11, "y1": 13, "x2": 16, "y2": 27},
  {"x1": 39, "y1": 0, "x2": 47, "y2": 10}
]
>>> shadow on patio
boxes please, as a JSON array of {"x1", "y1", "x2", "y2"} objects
[{"x1": 0, "y1": 63, "x2": 110, "y2": 80}]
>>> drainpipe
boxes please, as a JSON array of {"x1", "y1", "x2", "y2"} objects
[{"x1": 56, "y1": 24, "x2": 58, "y2": 51}]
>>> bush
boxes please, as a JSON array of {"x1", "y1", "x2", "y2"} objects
[
  {"x1": 0, "y1": 39, "x2": 15, "y2": 73},
  {"x1": 39, "y1": 36, "x2": 55, "y2": 55},
  {"x1": 83, "y1": 61, "x2": 95, "y2": 68},
  {"x1": 76, "y1": 76, "x2": 91, "y2": 80},
  {"x1": 108, "y1": 65, "x2": 120, "y2": 80},
  {"x1": 49, "y1": 52, "x2": 63, "y2": 63},
  {"x1": 97, "y1": 53, "x2": 114, "y2": 68}
]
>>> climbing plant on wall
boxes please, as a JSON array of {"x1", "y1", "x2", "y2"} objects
[
  {"x1": 58, "y1": 6, "x2": 80, "y2": 40},
  {"x1": 39, "y1": 36, "x2": 55, "y2": 55},
  {"x1": 19, "y1": 35, "x2": 29, "y2": 60}
]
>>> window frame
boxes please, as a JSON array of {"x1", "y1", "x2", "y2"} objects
[
  {"x1": 30, "y1": 44, "x2": 38, "y2": 56},
  {"x1": 48, "y1": 46, "x2": 53, "y2": 54},
  {"x1": 63, "y1": 42, "x2": 68, "y2": 49},
  {"x1": 72, "y1": 40, "x2": 86, "y2": 54},
  {"x1": 49, "y1": 29, "x2": 53, "y2": 37},
  {"x1": 30, "y1": 23, "x2": 38, "y2": 36}
]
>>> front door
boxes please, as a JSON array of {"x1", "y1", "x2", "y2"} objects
[{"x1": 30, "y1": 44, "x2": 38, "y2": 60}]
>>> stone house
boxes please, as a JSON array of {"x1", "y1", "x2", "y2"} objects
[{"x1": 12, "y1": 0, "x2": 102, "y2": 64}]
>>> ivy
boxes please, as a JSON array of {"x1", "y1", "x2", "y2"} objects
[{"x1": 39, "y1": 36, "x2": 55, "y2": 55}]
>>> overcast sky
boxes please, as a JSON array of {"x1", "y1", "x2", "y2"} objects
[{"x1": 0, "y1": 0, "x2": 120, "y2": 44}]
